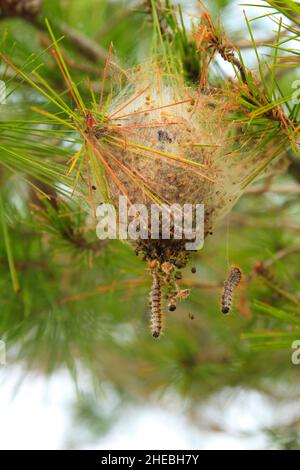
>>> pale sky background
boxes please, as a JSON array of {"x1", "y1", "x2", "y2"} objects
[
  {"x1": 0, "y1": 365, "x2": 280, "y2": 450},
  {"x1": 2, "y1": 363, "x2": 298, "y2": 450}
]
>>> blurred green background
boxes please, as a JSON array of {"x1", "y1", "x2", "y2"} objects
[{"x1": 0, "y1": 0, "x2": 300, "y2": 449}]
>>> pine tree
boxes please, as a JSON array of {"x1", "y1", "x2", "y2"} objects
[{"x1": 0, "y1": 0, "x2": 300, "y2": 448}]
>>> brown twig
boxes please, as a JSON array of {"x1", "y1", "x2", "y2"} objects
[
  {"x1": 35, "y1": 18, "x2": 128, "y2": 78},
  {"x1": 235, "y1": 34, "x2": 285, "y2": 49},
  {"x1": 264, "y1": 246, "x2": 300, "y2": 269},
  {"x1": 0, "y1": 3, "x2": 125, "y2": 76},
  {"x1": 0, "y1": 0, "x2": 42, "y2": 20}
]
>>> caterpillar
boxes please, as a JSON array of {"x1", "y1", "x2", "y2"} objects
[
  {"x1": 221, "y1": 266, "x2": 242, "y2": 314},
  {"x1": 173, "y1": 289, "x2": 190, "y2": 302},
  {"x1": 167, "y1": 287, "x2": 190, "y2": 312},
  {"x1": 149, "y1": 270, "x2": 163, "y2": 338}
]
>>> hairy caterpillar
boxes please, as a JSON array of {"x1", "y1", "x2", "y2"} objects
[
  {"x1": 149, "y1": 270, "x2": 163, "y2": 338},
  {"x1": 221, "y1": 266, "x2": 242, "y2": 314},
  {"x1": 167, "y1": 288, "x2": 190, "y2": 313}
]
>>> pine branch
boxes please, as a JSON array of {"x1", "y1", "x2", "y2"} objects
[{"x1": 0, "y1": 0, "x2": 123, "y2": 75}]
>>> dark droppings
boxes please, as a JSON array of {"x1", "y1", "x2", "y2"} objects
[{"x1": 158, "y1": 130, "x2": 173, "y2": 143}]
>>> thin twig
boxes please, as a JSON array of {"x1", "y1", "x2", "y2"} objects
[
  {"x1": 264, "y1": 246, "x2": 300, "y2": 268},
  {"x1": 245, "y1": 185, "x2": 300, "y2": 195}
]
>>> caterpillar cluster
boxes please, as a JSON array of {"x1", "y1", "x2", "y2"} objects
[
  {"x1": 221, "y1": 266, "x2": 242, "y2": 314},
  {"x1": 149, "y1": 269, "x2": 163, "y2": 338}
]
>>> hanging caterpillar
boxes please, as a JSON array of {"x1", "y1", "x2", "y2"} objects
[
  {"x1": 221, "y1": 266, "x2": 242, "y2": 314},
  {"x1": 168, "y1": 288, "x2": 190, "y2": 312},
  {"x1": 149, "y1": 269, "x2": 163, "y2": 338}
]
